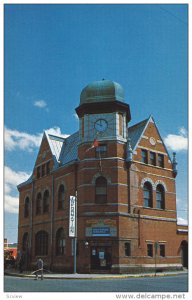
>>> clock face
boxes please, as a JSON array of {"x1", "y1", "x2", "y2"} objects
[
  {"x1": 149, "y1": 137, "x2": 156, "y2": 146},
  {"x1": 94, "y1": 119, "x2": 108, "y2": 132}
]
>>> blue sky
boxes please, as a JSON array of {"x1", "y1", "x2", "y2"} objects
[{"x1": 4, "y1": 4, "x2": 188, "y2": 243}]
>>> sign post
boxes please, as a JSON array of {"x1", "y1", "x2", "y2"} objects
[
  {"x1": 154, "y1": 242, "x2": 159, "y2": 276},
  {"x1": 69, "y1": 195, "x2": 77, "y2": 274}
]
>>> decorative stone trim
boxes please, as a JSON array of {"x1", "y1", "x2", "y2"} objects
[
  {"x1": 137, "y1": 146, "x2": 167, "y2": 155},
  {"x1": 24, "y1": 194, "x2": 31, "y2": 204},
  {"x1": 42, "y1": 186, "x2": 52, "y2": 195},
  {"x1": 34, "y1": 189, "x2": 42, "y2": 198},
  {"x1": 155, "y1": 180, "x2": 167, "y2": 192},
  {"x1": 92, "y1": 172, "x2": 112, "y2": 184},
  {"x1": 141, "y1": 177, "x2": 155, "y2": 190},
  {"x1": 149, "y1": 137, "x2": 156, "y2": 145},
  {"x1": 56, "y1": 180, "x2": 67, "y2": 193}
]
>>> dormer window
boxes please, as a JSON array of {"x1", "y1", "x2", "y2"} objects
[
  {"x1": 42, "y1": 164, "x2": 45, "y2": 177},
  {"x1": 150, "y1": 152, "x2": 156, "y2": 166},
  {"x1": 37, "y1": 166, "x2": 41, "y2": 179},
  {"x1": 158, "y1": 154, "x2": 164, "y2": 168},
  {"x1": 46, "y1": 161, "x2": 50, "y2": 174},
  {"x1": 36, "y1": 161, "x2": 51, "y2": 179},
  {"x1": 141, "y1": 149, "x2": 148, "y2": 164}
]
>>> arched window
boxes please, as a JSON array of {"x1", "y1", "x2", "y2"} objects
[
  {"x1": 35, "y1": 230, "x2": 48, "y2": 256},
  {"x1": 22, "y1": 232, "x2": 29, "y2": 251},
  {"x1": 43, "y1": 190, "x2": 49, "y2": 213},
  {"x1": 36, "y1": 193, "x2": 42, "y2": 215},
  {"x1": 95, "y1": 176, "x2": 107, "y2": 204},
  {"x1": 56, "y1": 228, "x2": 66, "y2": 255},
  {"x1": 58, "y1": 185, "x2": 65, "y2": 210},
  {"x1": 24, "y1": 197, "x2": 30, "y2": 218},
  {"x1": 143, "y1": 182, "x2": 153, "y2": 208},
  {"x1": 156, "y1": 184, "x2": 165, "y2": 209}
]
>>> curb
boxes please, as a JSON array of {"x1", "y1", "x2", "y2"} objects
[{"x1": 4, "y1": 271, "x2": 188, "y2": 280}]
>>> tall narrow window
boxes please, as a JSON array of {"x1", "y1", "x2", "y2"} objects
[
  {"x1": 42, "y1": 164, "x2": 45, "y2": 177},
  {"x1": 36, "y1": 193, "x2": 42, "y2": 215},
  {"x1": 37, "y1": 166, "x2": 41, "y2": 179},
  {"x1": 56, "y1": 228, "x2": 66, "y2": 255},
  {"x1": 159, "y1": 244, "x2": 165, "y2": 257},
  {"x1": 143, "y1": 182, "x2": 153, "y2": 208},
  {"x1": 150, "y1": 152, "x2": 156, "y2": 166},
  {"x1": 125, "y1": 242, "x2": 131, "y2": 256},
  {"x1": 35, "y1": 231, "x2": 48, "y2": 256},
  {"x1": 95, "y1": 176, "x2": 107, "y2": 204},
  {"x1": 81, "y1": 117, "x2": 84, "y2": 138},
  {"x1": 46, "y1": 161, "x2": 50, "y2": 174},
  {"x1": 158, "y1": 154, "x2": 164, "y2": 168},
  {"x1": 22, "y1": 232, "x2": 29, "y2": 251},
  {"x1": 95, "y1": 144, "x2": 107, "y2": 158},
  {"x1": 141, "y1": 149, "x2": 148, "y2": 164},
  {"x1": 43, "y1": 190, "x2": 49, "y2": 213},
  {"x1": 58, "y1": 185, "x2": 65, "y2": 210},
  {"x1": 119, "y1": 113, "x2": 123, "y2": 136},
  {"x1": 147, "y1": 244, "x2": 153, "y2": 257},
  {"x1": 24, "y1": 197, "x2": 30, "y2": 218},
  {"x1": 156, "y1": 185, "x2": 165, "y2": 209}
]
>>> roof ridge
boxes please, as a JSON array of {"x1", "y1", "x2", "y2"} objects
[
  {"x1": 129, "y1": 117, "x2": 149, "y2": 130},
  {"x1": 47, "y1": 133, "x2": 66, "y2": 140},
  {"x1": 128, "y1": 116, "x2": 152, "y2": 151}
]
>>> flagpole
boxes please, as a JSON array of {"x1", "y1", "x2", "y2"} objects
[{"x1": 98, "y1": 145, "x2": 102, "y2": 173}]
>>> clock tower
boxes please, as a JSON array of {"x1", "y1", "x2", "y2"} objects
[
  {"x1": 76, "y1": 79, "x2": 131, "y2": 145},
  {"x1": 75, "y1": 80, "x2": 132, "y2": 273}
]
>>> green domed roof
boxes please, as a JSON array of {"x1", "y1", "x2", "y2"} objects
[{"x1": 80, "y1": 80, "x2": 125, "y2": 104}]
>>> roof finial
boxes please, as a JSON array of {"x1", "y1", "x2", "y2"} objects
[{"x1": 172, "y1": 152, "x2": 178, "y2": 177}]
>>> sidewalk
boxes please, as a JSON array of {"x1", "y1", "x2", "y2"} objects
[{"x1": 4, "y1": 268, "x2": 188, "y2": 280}]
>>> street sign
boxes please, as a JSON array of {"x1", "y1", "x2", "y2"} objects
[{"x1": 69, "y1": 196, "x2": 77, "y2": 237}]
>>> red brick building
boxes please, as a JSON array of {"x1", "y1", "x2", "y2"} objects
[{"x1": 17, "y1": 80, "x2": 188, "y2": 273}]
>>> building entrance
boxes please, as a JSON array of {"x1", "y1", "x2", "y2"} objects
[
  {"x1": 90, "y1": 246, "x2": 112, "y2": 270},
  {"x1": 181, "y1": 240, "x2": 188, "y2": 268}
]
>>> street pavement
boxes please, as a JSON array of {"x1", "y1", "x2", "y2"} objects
[{"x1": 4, "y1": 273, "x2": 188, "y2": 292}]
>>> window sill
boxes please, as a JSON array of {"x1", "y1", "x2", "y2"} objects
[{"x1": 143, "y1": 207, "x2": 165, "y2": 211}]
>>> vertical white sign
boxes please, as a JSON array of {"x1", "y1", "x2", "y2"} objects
[{"x1": 69, "y1": 196, "x2": 76, "y2": 237}]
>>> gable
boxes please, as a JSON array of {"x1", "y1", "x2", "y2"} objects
[
  {"x1": 129, "y1": 116, "x2": 170, "y2": 157},
  {"x1": 138, "y1": 118, "x2": 167, "y2": 154},
  {"x1": 128, "y1": 118, "x2": 148, "y2": 150},
  {"x1": 35, "y1": 134, "x2": 53, "y2": 167},
  {"x1": 128, "y1": 116, "x2": 173, "y2": 171}
]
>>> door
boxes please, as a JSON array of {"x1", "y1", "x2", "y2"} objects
[
  {"x1": 91, "y1": 246, "x2": 112, "y2": 270},
  {"x1": 181, "y1": 241, "x2": 188, "y2": 268}
]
